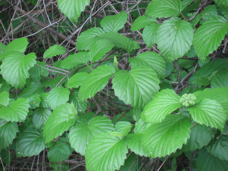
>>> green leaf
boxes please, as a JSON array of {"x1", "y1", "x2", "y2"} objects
[
  {"x1": 33, "y1": 108, "x2": 51, "y2": 129},
  {"x1": 27, "y1": 94, "x2": 41, "y2": 109},
  {"x1": 0, "y1": 91, "x2": 9, "y2": 107},
  {"x1": 85, "y1": 132, "x2": 128, "y2": 171},
  {"x1": 0, "y1": 77, "x2": 11, "y2": 93},
  {"x1": 182, "y1": 123, "x2": 215, "y2": 152},
  {"x1": 79, "y1": 65, "x2": 116, "y2": 101},
  {"x1": 69, "y1": 116, "x2": 114, "y2": 155},
  {"x1": 193, "y1": 16, "x2": 228, "y2": 61},
  {"x1": 131, "y1": 15, "x2": 156, "y2": 31},
  {"x1": 29, "y1": 61, "x2": 49, "y2": 81},
  {"x1": 6, "y1": 37, "x2": 29, "y2": 53},
  {"x1": 0, "y1": 43, "x2": 6, "y2": 55},
  {"x1": 113, "y1": 67, "x2": 160, "y2": 109},
  {"x1": 48, "y1": 138, "x2": 72, "y2": 162},
  {"x1": 89, "y1": 39, "x2": 114, "y2": 62},
  {"x1": 0, "y1": 120, "x2": 18, "y2": 150},
  {"x1": 60, "y1": 52, "x2": 89, "y2": 69},
  {"x1": 142, "y1": 23, "x2": 160, "y2": 48},
  {"x1": 41, "y1": 75, "x2": 66, "y2": 88},
  {"x1": 19, "y1": 82, "x2": 45, "y2": 98},
  {"x1": 119, "y1": 153, "x2": 138, "y2": 171},
  {"x1": 188, "y1": 99, "x2": 226, "y2": 131},
  {"x1": 156, "y1": 17, "x2": 194, "y2": 61},
  {"x1": 1, "y1": 52, "x2": 36, "y2": 88},
  {"x1": 57, "y1": 0, "x2": 90, "y2": 22},
  {"x1": 0, "y1": 98, "x2": 29, "y2": 122},
  {"x1": 16, "y1": 129, "x2": 45, "y2": 157},
  {"x1": 69, "y1": 91, "x2": 88, "y2": 113},
  {"x1": 214, "y1": 0, "x2": 228, "y2": 7},
  {"x1": 76, "y1": 27, "x2": 105, "y2": 51},
  {"x1": 43, "y1": 104, "x2": 77, "y2": 143},
  {"x1": 142, "y1": 89, "x2": 182, "y2": 123},
  {"x1": 115, "y1": 121, "x2": 132, "y2": 136},
  {"x1": 201, "y1": 5, "x2": 218, "y2": 20},
  {"x1": 40, "y1": 93, "x2": 49, "y2": 108},
  {"x1": 207, "y1": 135, "x2": 228, "y2": 161},
  {"x1": 100, "y1": 32, "x2": 140, "y2": 53},
  {"x1": 101, "y1": 11, "x2": 128, "y2": 32},
  {"x1": 47, "y1": 87, "x2": 70, "y2": 109},
  {"x1": 196, "y1": 148, "x2": 228, "y2": 171},
  {"x1": 129, "y1": 52, "x2": 166, "y2": 78},
  {"x1": 66, "y1": 72, "x2": 88, "y2": 89},
  {"x1": 146, "y1": 0, "x2": 184, "y2": 18},
  {"x1": 43, "y1": 45, "x2": 66, "y2": 59},
  {"x1": 142, "y1": 115, "x2": 191, "y2": 158},
  {"x1": 211, "y1": 68, "x2": 228, "y2": 88}
]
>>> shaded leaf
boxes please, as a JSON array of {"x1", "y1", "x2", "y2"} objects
[{"x1": 131, "y1": 16, "x2": 156, "y2": 31}]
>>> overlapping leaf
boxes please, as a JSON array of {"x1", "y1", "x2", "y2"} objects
[
  {"x1": 33, "y1": 108, "x2": 51, "y2": 129},
  {"x1": 211, "y1": 68, "x2": 228, "y2": 88},
  {"x1": 214, "y1": 0, "x2": 228, "y2": 7},
  {"x1": 66, "y1": 72, "x2": 88, "y2": 88},
  {"x1": 0, "y1": 91, "x2": 9, "y2": 107},
  {"x1": 131, "y1": 16, "x2": 156, "y2": 31},
  {"x1": 142, "y1": 23, "x2": 160, "y2": 48},
  {"x1": 69, "y1": 91, "x2": 88, "y2": 113},
  {"x1": 43, "y1": 45, "x2": 66, "y2": 59}
]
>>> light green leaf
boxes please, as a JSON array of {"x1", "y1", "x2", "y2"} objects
[
  {"x1": 27, "y1": 94, "x2": 41, "y2": 109},
  {"x1": 100, "y1": 32, "x2": 140, "y2": 52},
  {"x1": 29, "y1": 61, "x2": 49, "y2": 81},
  {"x1": 47, "y1": 87, "x2": 70, "y2": 109},
  {"x1": 41, "y1": 75, "x2": 66, "y2": 88},
  {"x1": 142, "y1": 23, "x2": 160, "y2": 48},
  {"x1": 142, "y1": 115, "x2": 191, "y2": 158},
  {"x1": 196, "y1": 148, "x2": 228, "y2": 171},
  {"x1": 115, "y1": 121, "x2": 132, "y2": 136},
  {"x1": 146, "y1": 0, "x2": 184, "y2": 18},
  {"x1": 143, "y1": 89, "x2": 182, "y2": 123},
  {"x1": 112, "y1": 67, "x2": 160, "y2": 109},
  {"x1": 48, "y1": 138, "x2": 72, "y2": 162},
  {"x1": 43, "y1": 45, "x2": 66, "y2": 59},
  {"x1": 0, "y1": 91, "x2": 9, "y2": 107},
  {"x1": 201, "y1": 5, "x2": 218, "y2": 20},
  {"x1": 1, "y1": 52, "x2": 36, "y2": 88},
  {"x1": 211, "y1": 68, "x2": 228, "y2": 88},
  {"x1": 0, "y1": 77, "x2": 11, "y2": 93},
  {"x1": 57, "y1": 0, "x2": 90, "y2": 22},
  {"x1": 43, "y1": 104, "x2": 77, "y2": 143},
  {"x1": 19, "y1": 82, "x2": 45, "y2": 98},
  {"x1": 6, "y1": 37, "x2": 29, "y2": 53},
  {"x1": 214, "y1": 0, "x2": 228, "y2": 7},
  {"x1": 182, "y1": 0, "x2": 195, "y2": 7},
  {"x1": 193, "y1": 16, "x2": 228, "y2": 61},
  {"x1": 33, "y1": 108, "x2": 51, "y2": 129},
  {"x1": 129, "y1": 52, "x2": 166, "y2": 78},
  {"x1": 89, "y1": 39, "x2": 114, "y2": 62},
  {"x1": 79, "y1": 65, "x2": 116, "y2": 101},
  {"x1": 207, "y1": 135, "x2": 228, "y2": 161},
  {"x1": 188, "y1": 99, "x2": 226, "y2": 131},
  {"x1": 40, "y1": 93, "x2": 49, "y2": 108},
  {"x1": 76, "y1": 27, "x2": 105, "y2": 51},
  {"x1": 85, "y1": 132, "x2": 128, "y2": 171},
  {"x1": 131, "y1": 15, "x2": 156, "y2": 31},
  {"x1": 0, "y1": 43, "x2": 6, "y2": 55},
  {"x1": 156, "y1": 17, "x2": 194, "y2": 61},
  {"x1": 16, "y1": 129, "x2": 45, "y2": 157},
  {"x1": 182, "y1": 123, "x2": 215, "y2": 152},
  {"x1": 66, "y1": 72, "x2": 88, "y2": 88},
  {"x1": 69, "y1": 91, "x2": 88, "y2": 113},
  {"x1": 0, "y1": 120, "x2": 18, "y2": 150},
  {"x1": 69, "y1": 116, "x2": 114, "y2": 155},
  {"x1": 101, "y1": 11, "x2": 128, "y2": 32},
  {"x1": 60, "y1": 52, "x2": 89, "y2": 69},
  {"x1": 0, "y1": 98, "x2": 29, "y2": 122}
]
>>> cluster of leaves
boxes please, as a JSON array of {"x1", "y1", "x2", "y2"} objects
[{"x1": 1, "y1": 0, "x2": 228, "y2": 170}]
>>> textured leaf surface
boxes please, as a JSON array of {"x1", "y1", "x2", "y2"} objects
[
  {"x1": 85, "y1": 132, "x2": 128, "y2": 171},
  {"x1": 188, "y1": 99, "x2": 226, "y2": 131},
  {"x1": 113, "y1": 67, "x2": 160, "y2": 109},
  {"x1": 146, "y1": 0, "x2": 184, "y2": 18},
  {"x1": 57, "y1": 0, "x2": 90, "y2": 22},
  {"x1": 29, "y1": 61, "x2": 49, "y2": 81},
  {"x1": 0, "y1": 98, "x2": 29, "y2": 122},
  {"x1": 142, "y1": 23, "x2": 160, "y2": 48},
  {"x1": 89, "y1": 39, "x2": 114, "y2": 62},
  {"x1": 142, "y1": 115, "x2": 191, "y2": 158},
  {"x1": 0, "y1": 120, "x2": 18, "y2": 150},
  {"x1": 207, "y1": 135, "x2": 228, "y2": 161},
  {"x1": 131, "y1": 16, "x2": 156, "y2": 31},
  {"x1": 156, "y1": 17, "x2": 194, "y2": 61},
  {"x1": 193, "y1": 16, "x2": 228, "y2": 61},
  {"x1": 100, "y1": 32, "x2": 140, "y2": 52},
  {"x1": 115, "y1": 121, "x2": 132, "y2": 136},
  {"x1": 66, "y1": 72, "x2": 88, "y2": 88},
  {"x1": 119, "y1": 153, "x2": 138, "y2": 171},
  {"x1": 129, "y1": 52, "x2": 166, "y2": 78},
  {"x1": 61, "y1": 52, "x2": 89, "y2": 69},
  {"x1": 1, "y1": 52, "x2": 36, "y2": 88},
  {"x1": 16, "y1": 129, "x2": 45, "y2": 157},
  {"x1": 47, "y1": 87, "x2": 70, "y2": 109},
  {"x1": 101, "y1": 11, "x2": 128, "y2": 32},
  {"x1": 143, "y1": 89, "x2": 182, "y2": 123},
  {"x1": 0, "y1": 91, "x2": 9, "y2": 107},
  {"x1": 79, "y1": 65, "x2": 116, "y2": 101},
  {"x1": 69, "y1": 116, "x2": 114, "y2": 155},
  {"x1": 43, "y1": 104, "x2": 77, "y2": 143},
  {"x1": 19, "y1": 82, "x2": 45, "y2": 98},
  {"x1": 69, "y1": 91, "x2": 88, "y2": 113},
  {"x1": 201, "y1": 5, "x2": 218, "y2": 20},
  {"x1": 211, "y1": 68, "x2": 228, "y2": 88},
  {"x1": 43, "y1": 45, "x2": 66, "y2": 59},
  {"x1": 214, "y1": 0, "x2": 228, "y2": 7},
  {"x1": 76, "y1": 28, "x2": 105, "y2": 51},
  {"x1": 196, "y1": 148, "x2": 228, "y2": 171},
  {"x1": 6, "y1": 37, "x2": 29, "y2": 53},
  {"x1": 33, "y1": 108, "x2": 51, "y2": 129}
]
